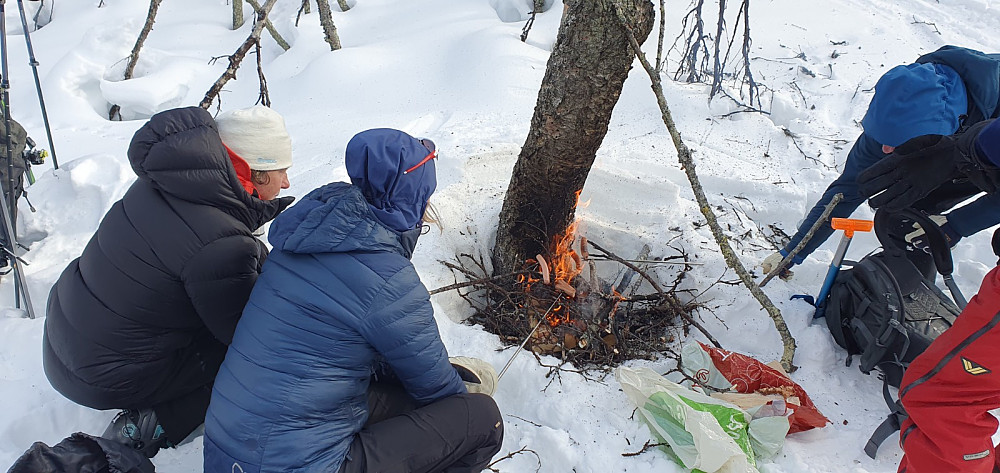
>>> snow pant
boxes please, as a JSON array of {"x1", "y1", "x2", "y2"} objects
[
  {"x1": 337, "y1": 381, "x2": 504, "y2": 473},
  {"x1": 43, "y1": 329, "x2": 227, "y2": 445},
  {"x1": 897, "y1": 266, "x2": 1000, "y2": 473}
]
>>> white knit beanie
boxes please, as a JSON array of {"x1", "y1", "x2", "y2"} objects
[{"x1": 216, "y1": 105, "x2": 293, "y2": 171}]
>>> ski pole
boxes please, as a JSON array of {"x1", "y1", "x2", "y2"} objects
[
  {"x1": 497, "y1": 294, "x2": 563, "y2": 381},
  {"x1": 814, "y1": 218, "x2": 873, "y2": 318}
]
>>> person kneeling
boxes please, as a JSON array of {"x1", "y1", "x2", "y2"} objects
[{"x1": 203, "y1": 129, "x2": 503, "y2": 473}]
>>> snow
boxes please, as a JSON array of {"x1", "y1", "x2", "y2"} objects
[{"x1": 1, "y1": 0, "x2": 998, "y2": 471}]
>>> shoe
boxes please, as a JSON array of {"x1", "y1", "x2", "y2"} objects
[
  {"x1": 450, "y1": 357, "x2": 498, "y2": 396},
  {"x1": 101, "y1": 408, "x2": 170, "y2": 458}
]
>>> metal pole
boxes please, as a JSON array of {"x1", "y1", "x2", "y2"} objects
[
  {"x1": 15, "y1": 0, "x2": 57, "y2": 169},
  {"x1": 497, "y1": 294, "x2": 563, "y2": 381}
]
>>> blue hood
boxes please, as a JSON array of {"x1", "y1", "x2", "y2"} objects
[
  {"x1": 346, "y1": 128, "x2": 437, "y2": 232},
  {"x1": 268, "y1": 182, "x2": 420, "y2": 258},
  {"x1": 862, "y1": 62, "x2": 967, "y2": 147}
]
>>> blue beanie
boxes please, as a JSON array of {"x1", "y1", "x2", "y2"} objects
[
  {"x1": 862, "y1": 63, "x2": 968, "y2": 147},
  {"x1": 345, "y1": 128, "x2": 437, "y2": 232}
]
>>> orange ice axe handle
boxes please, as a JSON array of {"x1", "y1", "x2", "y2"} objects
[{"x1": 814, "y1": 218, "x2": 874, "y2": 318}]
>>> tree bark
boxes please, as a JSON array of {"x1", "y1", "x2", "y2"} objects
[
  {"x1": 492, "y1": 0, "x2": 654, "y2": 276},
  {"x1": 337, "y1": 0, "x2": 351, "y2": 12},
  {"x1": 233, "y1": 0, "x2": 245, "y2": 29},
  {"x1": 315, "y1": 0, "x2": 343, "y2": 51},
  {"x1": 201, "y1": 0, "x2": 278, "y2": 110},
  {"x1": 108, "y1": 0, "x2": 162, "y2": 120}
]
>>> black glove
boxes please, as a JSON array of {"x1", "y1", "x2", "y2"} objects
[{"x1": 858, "y1": 119, "x2": 995, "y2": 210}]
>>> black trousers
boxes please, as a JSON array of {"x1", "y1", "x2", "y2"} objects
[{"x1": 338, "y1": 382, "x2": 504, "y2": 473}]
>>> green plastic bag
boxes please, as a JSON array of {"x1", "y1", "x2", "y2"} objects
[{"x1": 616, "y1": 366, "x2": 758, "y2": 473}]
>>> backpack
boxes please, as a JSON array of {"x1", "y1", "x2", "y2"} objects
[{"x1": 821, "y1": 209, "x2": 965, "y2": 458}]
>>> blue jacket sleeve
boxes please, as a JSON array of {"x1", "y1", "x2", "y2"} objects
[
  {"x1": 358, "y1": 266, "x2": 466, "y2": 405},
  {"x1": 946, "y1": 191, "x2": 1000, "y2": 237},
  {"x1": 783, "y1": 133, "x2": 883, "y2": 262}
]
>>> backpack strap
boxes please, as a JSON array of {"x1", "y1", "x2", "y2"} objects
[{"x1": 865, "y1": 373, "x2": 908, "y2": 459}]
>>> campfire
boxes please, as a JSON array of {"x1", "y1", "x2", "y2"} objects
[{"x1": 447, "y1": 218, "x2": 703, "y2": 368}]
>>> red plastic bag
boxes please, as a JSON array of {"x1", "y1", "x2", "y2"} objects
[{"x1": 697, "y1": 342, "x2": 829, "y2": 434}]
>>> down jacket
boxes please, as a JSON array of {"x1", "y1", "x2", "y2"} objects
[
  {"x1": 42, "y1": 107, "x2": 292, "y2": 410},
  {"x1": 203, "y1": 182, "x2": 466, "y2": 473}
]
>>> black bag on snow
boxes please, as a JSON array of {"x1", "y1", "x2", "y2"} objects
[
  {"x1": 6, "y1": 432, "x2": 155, "y2": 473},
  {"x1": 823, "y1": 209, "x2": 963, "y2": 387}
]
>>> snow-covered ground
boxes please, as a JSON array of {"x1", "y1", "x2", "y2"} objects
[{"x1": 2, "y1": 0, "x2": 999, "y2": 471}]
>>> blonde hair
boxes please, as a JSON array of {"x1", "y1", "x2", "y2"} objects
[{"x1": 422, "y1": 202, "x2": 442, "y2": 232}]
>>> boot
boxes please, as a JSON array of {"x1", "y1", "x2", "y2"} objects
[
  {"x1": 101, "y1": 408, "x2": 170, "y2": 458},
  {"x1": 450, "y1": 356, "x2": 498, "y2": 396}
]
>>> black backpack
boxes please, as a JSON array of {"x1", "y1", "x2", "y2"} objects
[
  {"x1": 824, "y1": 209, "x2": 963, "y2": 386},
  {"x1": 821, "y1": 209, "x2": 965, "y2": 457}
]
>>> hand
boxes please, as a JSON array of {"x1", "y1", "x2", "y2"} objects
[
  {"x1": 857, "y1": 134, "x2": 961, "y2": 211},
  {"x1": 761, "y1": 251, "x2": 783, "y2": 274},
  {"x1": 904, "y1": 214, "x2": 959, "y2": 250},
  {"x1": 450, "y1": 356, "x2": 498, "y2": 396},
  {"x1": 761, "y1": 251, "x2": 794, "y2": 280}
]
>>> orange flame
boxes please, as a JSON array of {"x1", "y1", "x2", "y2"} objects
[{"x1": 547, "y1": 190, "x2": 586, "y2": 285}]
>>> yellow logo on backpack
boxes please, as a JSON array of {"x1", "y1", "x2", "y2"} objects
[{"x1": 962, "y1": 357, "x2": 991, "y2": 375}]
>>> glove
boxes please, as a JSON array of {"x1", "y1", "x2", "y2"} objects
[
  {"x1": 450, "y1": 356, "x2": 498, "y2": 397},
  {"x1": 904, "y1": 214, "x2": 960, "y2": 251},
  {"x1": 761, "y1": 251, "x2": 783, "y2": 273},
  {"x1": 858, "y1": 119, "x2": 995, "y2": 211},
  {"x1": 761, "y1": 251, "x2": 794, "y2": 281}
]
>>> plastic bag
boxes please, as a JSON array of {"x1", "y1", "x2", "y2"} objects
[
  {"x1": 681, "y1": 342, "x2": 829, "y2": 434},
  {"x1": 616, "y1": 366, "x2": 758, "y2": 473}
]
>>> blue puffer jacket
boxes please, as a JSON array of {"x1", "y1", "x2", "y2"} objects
[
  {"x1": 202, "y1": 182, "x2": 466, "y2": 473},
  {"x1": 783, "y1": 45, "x2": 1000, "y2": 262}
]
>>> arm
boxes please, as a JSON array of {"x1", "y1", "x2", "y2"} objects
[
  {"x1": 944, "y1": 192, "x2": 1000, "y2": 238},
  {"x1": 359, "y1": 266, "x2": 466, "y2": 405},
  {"x1": 182, "y1": 234, "x2": 267, "y2": 345},
  {"x1": 782, "y1": 133, "x2": 881, "y2": 262}
]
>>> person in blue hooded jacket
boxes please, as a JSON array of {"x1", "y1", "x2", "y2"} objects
[
  {"x1": 762, "y1": 45, "x2": 1000, "y2": 279},
  {"x1": 203, "y1": 128, "x2": 503, "y2": 473}
]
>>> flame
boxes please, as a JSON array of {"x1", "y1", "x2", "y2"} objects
[
  {"x1": 546, "y1": 304, "x2": 570, "y2": 327},
  {"x1": 547, "y1": 190, "x2": 585, "y2": 285}
]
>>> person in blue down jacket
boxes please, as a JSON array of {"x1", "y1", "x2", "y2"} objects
[
  {"x1": 203, "y1": 128, "x2": 503, "y2": 473},
  {"x1": 762, "y1": 45, "x2": 1000, "y2": 279}
]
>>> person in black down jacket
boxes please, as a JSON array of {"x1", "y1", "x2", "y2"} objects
[
  {"x1": 41, "y1": 106, "x2": 294, "y2": 458},
  {"x1": 203, "y1": 128, "x2": 503, "y2": 473}
]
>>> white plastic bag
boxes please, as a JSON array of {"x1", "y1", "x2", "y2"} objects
[{"x1": 616, "y1": 366, "x2": 758, "y2": 473}]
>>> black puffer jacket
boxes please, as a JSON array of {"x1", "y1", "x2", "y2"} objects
[{"x1": 42, "y1": 107, "x2": 292, "y2": 409}]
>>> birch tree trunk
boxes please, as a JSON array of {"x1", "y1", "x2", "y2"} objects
[
  {"x1": 108, "y1": 0, "x2": 162, "y2": 120},
  {"x1": 233, "y1": 0, "x2": 245, "y2": 29}
]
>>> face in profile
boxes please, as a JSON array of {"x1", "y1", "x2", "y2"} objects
[{"x1": 253, "y1": 168, "x2": 290, "y2": 200}]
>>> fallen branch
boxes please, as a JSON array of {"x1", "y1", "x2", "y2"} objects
[
  {"x1": 428, "y1": 270, "x2": 532, "y2": 295},
  {"x1": 759, "y1": 193, "x2": 842, "y2": 287},
  {"x1": 487, "y1": 446, "x2": 541, "y2": 473},
  {"x1": 200, "y1": 0, "x2": 278, "y2": 110},
  {"x1": 622, "y1": 440, "x2": 668, "y2": 457},
  {"x1": 587, "y1": 240, "x2": 721, "y2": 349},
  {"x1": 611, "y1": 0, "x2": 796, "y2": 372}
]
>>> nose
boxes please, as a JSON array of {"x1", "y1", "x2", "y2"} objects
[{"x1": 281, "y1": 173, "x2": 290, "y2": 189}]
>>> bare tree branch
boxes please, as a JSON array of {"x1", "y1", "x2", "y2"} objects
[
  {"x1": 247, "y1": 0, "x2": 291, "y2": 51},
  {"x1": 759, "y1": 193, "x2": 842, "y2": 287},
  {"x1": 233, "y1": 0, "x2": 245, "y2": 29},
  {"x1": 109, "y1": 0, "x2": 162, "y2": 121},
  {"x1": 611, "y1": 0, "x2": 798, "y2": 372},
  {"x1": 337, "y1": 0, "x2": 351, "y2": 11},
  {"x1": 200, "y1": 0, "x2": 278, "y2": 110}
]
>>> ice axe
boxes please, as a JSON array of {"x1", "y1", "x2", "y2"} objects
[{"x1": 793, "y1": 218, "x2": 873, "y2": 318}]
